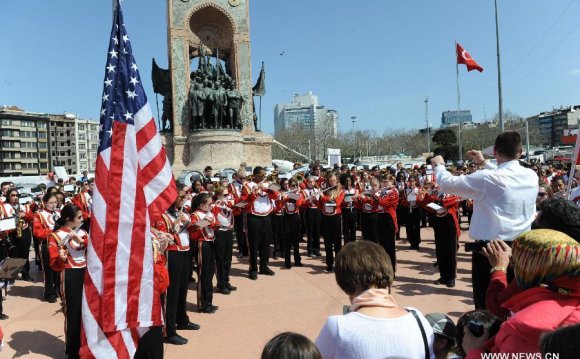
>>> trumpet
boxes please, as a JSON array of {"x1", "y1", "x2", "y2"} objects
[{"x1": 15, "y1": 204, "x2": 24, "y2": 238}]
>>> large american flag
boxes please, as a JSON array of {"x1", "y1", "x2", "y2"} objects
[{"x1": 81, "y1": 1, "x2": 177, "y2": 357}]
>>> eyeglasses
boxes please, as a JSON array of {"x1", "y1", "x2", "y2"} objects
[
  {"x1": 537, "y1": 193, "x2": 548, "y2": 197},
  {"x1": 10, "y1": 194, "x2": 18, "y2": 197}
]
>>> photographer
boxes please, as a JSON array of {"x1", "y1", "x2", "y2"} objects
[{"x1": 430, "y1": 131, "x2": 538, "y2": 309}]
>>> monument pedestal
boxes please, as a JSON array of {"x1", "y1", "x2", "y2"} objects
[{"x1": 163, "y1": 131, "x2": 272, "y2": 173}]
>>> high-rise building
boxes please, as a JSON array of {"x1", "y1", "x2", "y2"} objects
[
  {"x1": 441, "y1": 110, "x2": 473, "y2": 127},
  {"x1": 274, "y1": 91, "x2": 338, "y2": 137},
  {"x1": 75, "y1": 118, "x2": 100, "y2": 174},
  {"x1": 48, "y1": 114, "x2": 77, "y2": 175},
  {"x1": 532, "y1": 105, "x2": 579, "y2": 147},
  {"x1": 0, "y1": 106, "x2": 50, "y2": 176}
]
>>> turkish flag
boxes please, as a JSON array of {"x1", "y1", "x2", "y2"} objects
[{"x1": 456, "y1": 43, "x2": 483, "y2": 72}]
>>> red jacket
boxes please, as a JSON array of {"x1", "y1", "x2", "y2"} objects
[
  {"x1": 319, "y1": 190, "x2": 345, "y2": 216},
  {"x1": 486, "y1": 271, "x2": 520, "y2": 320},
  {"x1": 467, "y1": 275, "x2": 580, "y2": 357},
  {"x1": 376, "y1": 188, "x2": 399, "y2": 234}
]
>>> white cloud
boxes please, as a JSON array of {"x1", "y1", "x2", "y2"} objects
[{"x1": 572, "y1": 69, "x2": 580, "y2": 75}]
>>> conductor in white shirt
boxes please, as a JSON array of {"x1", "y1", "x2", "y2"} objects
[{"x1": 430, "y1": 131, "x2": 538, "y2": 309}]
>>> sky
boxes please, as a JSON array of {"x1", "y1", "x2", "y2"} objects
[{"x1": 1, "y1": 1, "x2": 579, "y2": 136}]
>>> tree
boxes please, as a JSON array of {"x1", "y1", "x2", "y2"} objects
[{"x1": 432, "y1": 129, "x2": 459, "y2": 160}]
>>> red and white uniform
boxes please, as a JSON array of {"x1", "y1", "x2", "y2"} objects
[
  {"x1": 48, "y1": 227, "x2": 88, "y2": 271},
  {"x1": 356, "y1": 192, "x2": 379, "y2": 214},
  {"x1": 228, "y1": 180, "x2": 246, "y2": 217},
  {"x1": 376, "y1": 188, "x2": 399, "y2": 233},
  {"x1": 72, "y1": 191, "x2": 92, "y2": 221},
  {"x1": 188, "y1": 209, "x2": 218, "y2": 242},
  {"x1": 33, "y1": 208, "x2": 59, "y2": 241},
  {"x1": 241, "y1": 181, "x2": 279, "y2": 216},
  {"x1": 213, "y1": 199, "x2": 234, "y2": 230},
  {"x1": 342, "y1": 188, "x2": 358, "y2": 210},
  {"x1": 153, "y1": 211, "x2": 190, "y2": 251},
  {"x1": 400, "y1": 187, "x2": 420, "y2": 209},
  {"x1": 302, "y1": 188, "x2": 320, "y2": 209},
  {"x1": 319, "y1": 190, "x2": 346, "y2": 216},
  {"x1": 282, "y1": 191, "x2": 304, "y2": 214}
]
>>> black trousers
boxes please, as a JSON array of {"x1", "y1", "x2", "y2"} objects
[
  {"x1": 234, "y1": 214, "x2": 248, "y2": 256},
  {"x1": 377, "y1": 213, "x2": 397, "y2": 272},
  {"x1": 420, "y1": 208, "x2": 428, "y2": 227},
  {"x1": 360, "y1": 211, "x2": 369, "y2": 240},
  {"x1": 300, "y1": 207, "x2": 307, "y2": 238},
  {"x1": 196, "y1": 241, "x2": 215, "y2": 310},
  {"x1": 0, "y1": 240, "x2": 8, "y2": 315},
  {"x1": 405, "y1": 207, "x2": 421, "y2": 247},
  {"x1": 472, "y1": 242, "x2": 514, "y2": 309},
  {"x1": 165, "y1": 250, "x2": 190, "y2": 337},
  {"x1": 341, "y1": 208, "x2": 357, "y2": 244},
  {"x1": 214, "y1": 230, "x2": 233, "y2": 290},
  {"x1": 364, "y1": 212, "x2": 379, "y2": 243},
  {"x1": 432, "y1": 214, "x2": 458, "y2": 281},
  {"x1": 40, "y1": 241, "x2": 60, "y2": 299},
  {"x1": 283, "y1": 213, "x2": 301, "y2": 266},
  {"x1": 321, "y1": 214, "x2": 342, "y2": 269},
  {"x1": 134, "y1": 326, "x2": 163, "y2": 359},
  {"x1": 247, "y1": 214, "x2": 272, "y2": 273},
  {"x1": 271, "y1": 214, "x2": 284, "y2": 257},
  {"x1": 61, "y1": 267, "x2": 85, "y2": 358},
  {"x1": 9, "y1": 228, "x2": 32, "y2": 277},
  {"x1": 305, "y1": 208, "x2": 321, "y2": 254},
  {"x1": 396, "y1": 205, "x2": 406, "y2": 239}
]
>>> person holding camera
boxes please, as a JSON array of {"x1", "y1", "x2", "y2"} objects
[{"x1": 431, "y1": 131, "x2": 538, "y2": 309}]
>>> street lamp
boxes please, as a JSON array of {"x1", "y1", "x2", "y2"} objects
[{"x1": 350, "y1": 116, "x2": 357, "y2": 131}]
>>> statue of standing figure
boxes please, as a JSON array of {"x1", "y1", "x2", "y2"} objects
[
  {"x1": 226, "y1": 80, "x2": 243, "y2": 129},
  {"x1": 212, "y1": 79, "x2": 228, "y2": 128}
]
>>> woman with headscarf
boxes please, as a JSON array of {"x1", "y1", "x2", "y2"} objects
[{"x1": 463, "y1": 229, "x2": 580, "y2": 357}]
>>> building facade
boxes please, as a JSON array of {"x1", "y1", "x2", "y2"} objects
[
  {"x1": 274, "y1": 92, "x2": 338, "y2": 138},
  {"x1": 48, "y1": 114, "x2": 77, "y2": 175},
  {"x1": 530, "y1": 105, "x2": 580, "y2": 147},
  {"x1": 0, "y1": 107, "x2": 50, "y2": 176},
  {"x1": 441, "y1": 110, "x2": 473, "y2": 127},
  {"x1": 75, "y1": 118, "x2": 100, "y2": 174}
]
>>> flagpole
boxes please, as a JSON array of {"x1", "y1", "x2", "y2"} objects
[
  {"x1": 495, "y1": 0, "x2": 504, "y2": 132},
  {"x1": 155, "y1": 93, "x2": 161, "y2": 130},
  {"x1": 456, "y1": 41, "x2": 463, "y2": 162},
  {"x1": 259, "y1": 95, "x2": 262, "y2": 132}
]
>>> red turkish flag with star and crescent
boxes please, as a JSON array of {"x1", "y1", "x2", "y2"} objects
[{"x1": 456, "y1": 43, "x2": 483, "y2": 72}]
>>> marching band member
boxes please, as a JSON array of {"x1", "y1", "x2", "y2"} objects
[
  {"x1": 281, "y1": 177, "x2": 304, "y2": 268},
  {"x1": 153, "y1": 188, "x2": 199, "y2": 346},
  {"x1": 302, "y1": 176, "x2": 321, "y2": 257},
  {"x1": 271, "y1": 178, "x2": 286, "y2": 260},
  {"x1": 419, "y1": 181, "x2": 461, "y2": 288},
  {"x1": 356, "y1": 177, "x2": 380, "y2": 243},
  {"x1": 3, "y1": 188, "x2": 35, "y2": 281},
  {"x1": 71, "y1": 179, "x2": 93, "y2": 232},
  {"x1": 48, "y1": 204, "x2": 87, "y2": 359},
  {"x1": 400, "y1": 176, "x2": 421, "y2": 250},
  {"x1": 188, "y1": 193, "x2": 219, "y2": 313},
  {"x1": 394, "y1": 172, "x2": 407, "y2": 240},
  {"x1": 318, "y1": 171, "x2": 345, "y2": 272},
  {"x1": 339, "y1": 173, "x2": 357, "y2": 244},
  {"x1": 228, "y1": 170, "x2": 248, "y2": 258},
  {"x1": 213, "y1": 187, "x2": 237, "y2": 294},
  {"x1": 188, "y1": 179, "x2": 205, "y2": 281},
  {"x1": 241, "y1": 166, "x2": 279, "y2": 280},
  {"x1": 376, "y1": 175, "x2": 399, "y2": 271},
  {"x1": 33, "y1": 192, "x2": 61, "y2": 303}
]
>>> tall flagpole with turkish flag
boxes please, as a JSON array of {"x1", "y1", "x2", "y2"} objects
[{"x1": 455, "y1": 41, "x2": 483, "y2": 161}]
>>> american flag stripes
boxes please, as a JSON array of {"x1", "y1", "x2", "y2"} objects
[{"x1": 81, "y1": 1, "x2": 177, "y2": 357}]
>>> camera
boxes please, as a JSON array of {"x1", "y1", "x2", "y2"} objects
[{"x1": 465, "y1": 241, "x2": 487, "y2": 253}]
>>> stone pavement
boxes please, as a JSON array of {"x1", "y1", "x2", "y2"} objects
[{"x1": 0, "y1": 226, "x2": 474, "y2": 358}]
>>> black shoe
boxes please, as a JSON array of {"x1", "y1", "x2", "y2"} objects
[
  {"x1": 217, "y1": 287, "x2": 231, "y2": 295},
  {"x1": 164, "y1": 334, "x2": 188, "y2": 345},
  {"x1": 46, "y1": 295, "x2": 57, "y2": 303},
  {"x1": 249, "y1": 272, "x2": 258, "y2": 280},
  {"x1": 325, "y1": 266, "x2": 334, "y2": 273},
  {"x1": 433, "y1": 278, "x2": 444, "y2": 285},
  {"x1": 236, "y1": 252, "x2": 243, "y2": 259},
  {"x1": 409, "y1": 244, "x2": 420, "y2": 250},
  {"x1": 201, "y1": 305, "x2": 219, "y2": 314},
  {"x1": 273, "y1": 255, "x2": 279, "y2": 260},
  {"x1": 0, "y1": 313, "x2": 8, "y2": 320},
  {"x1": 294, "y1": 262, "x2": 303, "y2": 267},
  {"x1": 259, "y1": 267, "x2": 275, "y2": 276},
  {"x1": 284, "y1": 263, "x2": 291, "y2": 269},
  {"x1": 444, "y1": 279, "x2": 456, "y2": 288},
  {"x1": 307, "y1": 250, "x2": 313, "y2": 257},
  {"x1": 226, "y1": 283, "x2": 237, "y2": 291},
  {"x1": 189, "y1": 276, "x2": 196, "y2": 283},
  {"x1": 314, "y1": 251, "x2": 321, "y2": 256},
  {"x1": 21, "y1": 274, "x2": 33, "y2": 282},
  {"x1": 176, "y1": 322, "x2": 200, "y2": 330}
]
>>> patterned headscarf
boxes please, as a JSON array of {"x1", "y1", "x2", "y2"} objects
[{"x1": 512, "y1": 229, "x2": 580, "y2": 290}]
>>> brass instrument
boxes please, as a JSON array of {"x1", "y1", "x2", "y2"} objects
[
  {"x1": 294, "y1": 172, "x2": 305, "y2": 183},
  {"x1": 15, "y1": 204, "x2": 24, "y2": 238}
]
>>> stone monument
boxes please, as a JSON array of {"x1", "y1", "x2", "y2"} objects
[{"x1": 159, "y1": 0, "x2": 272, "y2": 173}]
